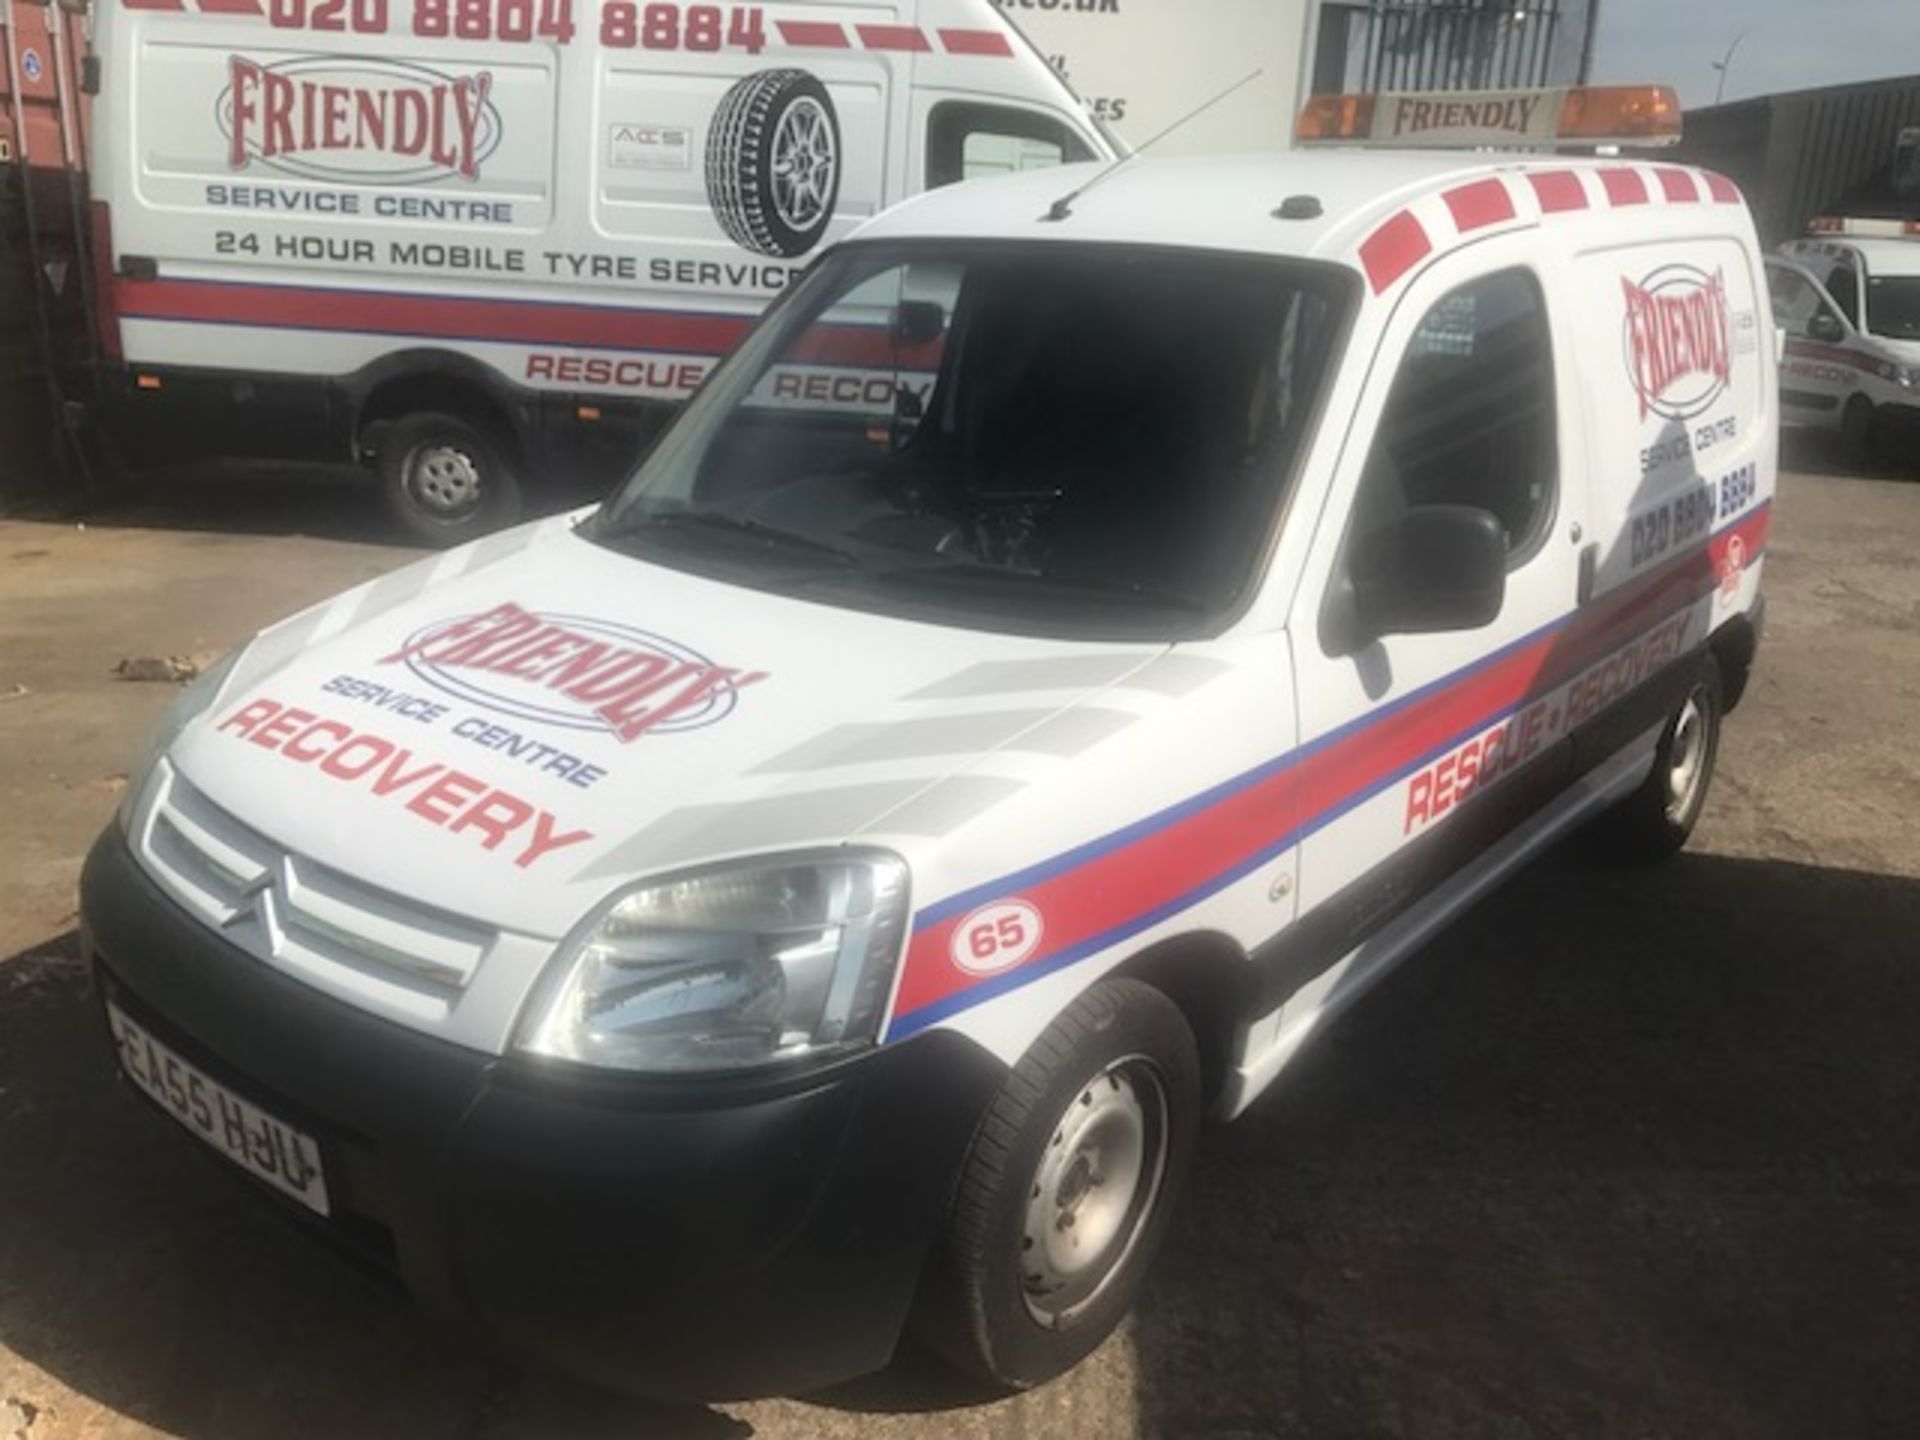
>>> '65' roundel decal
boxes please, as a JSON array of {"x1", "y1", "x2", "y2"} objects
[
  {"x1": 949, "y1": 899, "x2": 1045, "y2": 977},
  {"x1": 382, "y1": 602, "x2": 767, "y2": 744}
]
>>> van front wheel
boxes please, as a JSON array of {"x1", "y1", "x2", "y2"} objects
[
  {"x1": 913, "y1": 979, "x2": 1200, "y2": 1390},
  {"x1": 375, "y1": 412, "x2": 523, "y2": 548}
]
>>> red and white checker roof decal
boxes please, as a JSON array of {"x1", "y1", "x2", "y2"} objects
[
  {"x1": 118, "y1": 0, "x2": 1016, "y2": 53},
  {"x1": 1357, "y1": 166, "x2": 1746, "y2": 297}
]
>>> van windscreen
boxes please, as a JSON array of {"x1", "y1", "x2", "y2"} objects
[
  {"x1": 591, "y1": 243, "x2": 1352, "y2": 640},
  {"x1": 1868, "y1": 275, "x2": 1920, "y2": 340}
]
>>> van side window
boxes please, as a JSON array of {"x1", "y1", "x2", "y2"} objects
[
  {"x1": 926, "y1": 102, "x2": 1095, "y2": 189},
  {"x1": 1768, "y1": 263, "x2": 1842, "y2": 339},
  {"x1": 1826, "y1": 264, "x2": 1860, "y2": 329},
  {"x1": 1351, "y1": 269, "x2": 1557, "y2": 565}
]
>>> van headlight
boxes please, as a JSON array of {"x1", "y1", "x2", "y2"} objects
[
  {"x1": 516, "y1": 851, "x2": 910, "y2": 1074},
  {"x1": 117, "y1": 650, "x2": 241, "y2": 833}
]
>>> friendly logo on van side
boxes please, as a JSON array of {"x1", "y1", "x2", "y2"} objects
[
  {"x1": 218, "y1": 56, "x2": 502, "y2": 185},
  {"x1": 1621, "y1": 264, "x2": 1733, "y2": 422},
  {"x1": 382, "y1": 603, "x2": 767, "y2": 744}
]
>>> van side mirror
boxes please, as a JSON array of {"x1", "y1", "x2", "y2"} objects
[
  {"x1": 893, "y1": 300, "x2": 946, "y2": 348},
  {"x1": 1327, "y1": 505, "x2": 1506, "y2": 655},
  {"x1": 1807, "y1": 310, "x2": 1844, "y2": 343}
]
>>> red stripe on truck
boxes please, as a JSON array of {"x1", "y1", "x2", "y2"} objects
[
  {"x1": 857, "y1": 24, "x2": 930, "y2": 51},
  {"x1": 196, "y1": 0, "x2": 264, "y2": 12},
  {"x1": 120, "y1": 0, "x2": 185, "y2": 9},
  {"x1": 113, "y1": 277, "x2": 936, "y2": 371},
  {"x1": 776, "y1": 20, "x2": 849, "y2": 47},
  {"x1": 939, "y1": 28, "x2": 1014, "y2": 56},
  {"x1": 118, "y1": 277, "x2": 756, "y2": 356},
  {"x1": 1703, "y1": 171, "x2": 1742, "y2": 204}
]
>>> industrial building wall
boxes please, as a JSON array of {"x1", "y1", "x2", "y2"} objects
[{"x1": 1677, "y1": 76, "x2": 1920, "y2": 245}]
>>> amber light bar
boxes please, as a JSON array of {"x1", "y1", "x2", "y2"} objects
[{"x1": 1298, "y1": 86, "x2": 1682, "y2": 149}]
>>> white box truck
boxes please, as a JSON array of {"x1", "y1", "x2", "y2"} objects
[
  {"x1": 990, "y1": 0, "x2": 1319, "y2": 154},
  {"x1": 89, "y1": 0, "x2": 1111, "y2": 540}
]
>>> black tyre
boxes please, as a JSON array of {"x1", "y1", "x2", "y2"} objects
[
  {"x1": 1841, "y1": 394, "x2": 1877, "y2": 468},
  {"x1": 1593, "y1": 663, "x2": 1723, "y2": 862},
  {"x1": 374, "y1": 411, "x2": 523, "y2": 548},
  {"x1": 913, "y1": 978, "x2": 1200, "y2": 1390},
  {"x1": 705, "y1": 69, "x2": 840, "y2": 259}
]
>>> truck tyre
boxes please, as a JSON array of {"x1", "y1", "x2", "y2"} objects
[
  {"x1": 914, "y1": 978, "x2": 1200, "y2": 1391},
  {"x1": 1594, "y1": 663, "x2": 1723, "y2": 863},
  {"x1": 375, "y1": 412, "x2": 523, "y2": 548},
  {"x1": 1841, "y1": 394, "x2": 1876, "y2": 468},
  {"x1": 705, "y1": 69, "x2": 840, "y2": 259}
]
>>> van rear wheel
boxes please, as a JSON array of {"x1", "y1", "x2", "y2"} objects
[
  {"x1": 375, "y1": 412, "x2": 523, "y2": 548},
  {"x1": 1594, "y1": 663, "x2": 1722, "y2": 862},
  {"x1": 912, "y1": 979, "x2": 1199, "y2": 1391}
]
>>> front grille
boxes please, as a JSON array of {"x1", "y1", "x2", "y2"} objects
[{"x1": 133, "y1": 761, "x2": 495, "y2": 1030}]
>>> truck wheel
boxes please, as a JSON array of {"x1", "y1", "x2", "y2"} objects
[
  {"x1": 1594, "y1": 664, "x2": 1722, "y2": 863},
  {"x1": 375, "y1": 412, "x2": 523, "y2": 548},
  {"x1": 1841, "y1": 394, "x2": 1877, "y2": 468},
  {"x1": 705, "y1": 69, "x2": 840, "y2": 259},
  {"x1": 914, "y1": 979, "x2": 1200, "y2": 1390}
]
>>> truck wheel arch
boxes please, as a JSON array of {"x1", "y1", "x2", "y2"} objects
[{"x1": 348, "y1": 352, "x2": 532, "y2": 469}]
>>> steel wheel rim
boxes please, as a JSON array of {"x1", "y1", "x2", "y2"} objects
[
  {"x1": 1020, "y1": 1055, "x2": 1170, "y2": 1329},
  {"x1": 771, "y1": 98, "x2": 835, "y2": 231},
  {"x1": 405, "y1": 443, "x2": 483, "y2": 521},
  {"x1": 1665, "y1": 689, "x2": 1709, "y2": 823}
]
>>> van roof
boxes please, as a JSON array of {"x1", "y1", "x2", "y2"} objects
[
  {"x1": 856, "y1": 151, "x2": 1748, "y2": 296},
  {"x1": 1791, "y1": 235, "x2": 1920, "y2": 277}
]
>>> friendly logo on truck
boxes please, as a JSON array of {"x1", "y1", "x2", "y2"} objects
[
  {"x1": 1621, "y1": 264, "x2": 1733, "y2": 422},
  {"x1": 382, "y1": 602, "x2": 767, "y2": 744},
  {"x1": 218, "y1": 56, "x2": 502, "y2": 184}
]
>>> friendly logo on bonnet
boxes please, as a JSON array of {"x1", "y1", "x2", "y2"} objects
[{"x1": 383, "y1": 602, "x2": 766, "y2": 744}]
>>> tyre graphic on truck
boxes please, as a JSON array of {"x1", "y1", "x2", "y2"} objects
[{"x1": 706, "y1": 69, "x2": 842, "y2": 260}]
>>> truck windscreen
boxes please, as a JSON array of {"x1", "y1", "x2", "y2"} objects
[{"x1": 590, "y1": 242, "x2": 1352, "y2": 640}]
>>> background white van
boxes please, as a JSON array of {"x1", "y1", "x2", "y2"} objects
[{"x1": 90, "y1": 0, "x2": 1110, "y2": 539}]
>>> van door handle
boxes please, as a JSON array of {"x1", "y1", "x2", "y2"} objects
[{"x1": 1576, "y1": 541, "x2": 1599, "y2": 605}]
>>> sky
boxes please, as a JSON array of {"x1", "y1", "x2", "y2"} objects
[{"x1": 1588, "y1": 0, "x2": 1920, "y2": 109}]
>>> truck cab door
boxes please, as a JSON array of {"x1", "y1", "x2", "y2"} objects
[{"x1": 1285, "y1": 236, "x2": 1579, "y2": 964}]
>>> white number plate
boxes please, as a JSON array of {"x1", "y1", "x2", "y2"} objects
[{"x1": 107, "y1": 1002, "x2": 331, "y2": 1216}]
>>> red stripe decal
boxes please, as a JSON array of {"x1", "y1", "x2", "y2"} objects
[
  {"x1": 112, "y1": 277, "x2": 938, "y2": 371},
  {"x1": 196, "y1": 0, "x2": 264, "y2": 12},
  {"x1": 1600, "y1": 168, "x2": 1648, "y2": 206},
  {"x1": 1704, "y1": 171, "x2": 1742, "y2": 204},
  {"x1": 893, "y1": 765, "x2": 1295, "y2": 1021},
  {"x1": 1443, "y1": 178, "x2": 1516, "y2": 233},
  {"x1": 857, "y1": 24, "x2": 930, "y2": 51},
  {"x1": 119, "y1": 278, "x2": 756, "y2": 356},
  {"x1": 121, "y1": 0, "x2": 186, "y2": 9},
  {"x1": 888, "y1": 501, "x2": 1772, "y2": 1034},
  {"x1": 777, "y1": 19, "x2": 849, "y2": 47},
  {"x1": 1527, "y1": 170, "x2": 1588, "y2": 213},
  {"x1": 939, "y1": 27, "x2": 1014, "y2": 56},
  {"x1": 1359, "y1": 211, "x2": 1431, "y2": 295},
  {"x1": 1655, "y1": 168, "x2": 1700, "y2": 203}
]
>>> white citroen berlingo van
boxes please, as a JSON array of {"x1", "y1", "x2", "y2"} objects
[{"x1": 84, "y1": 86, "x2": 1775, "y2": 1398}]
